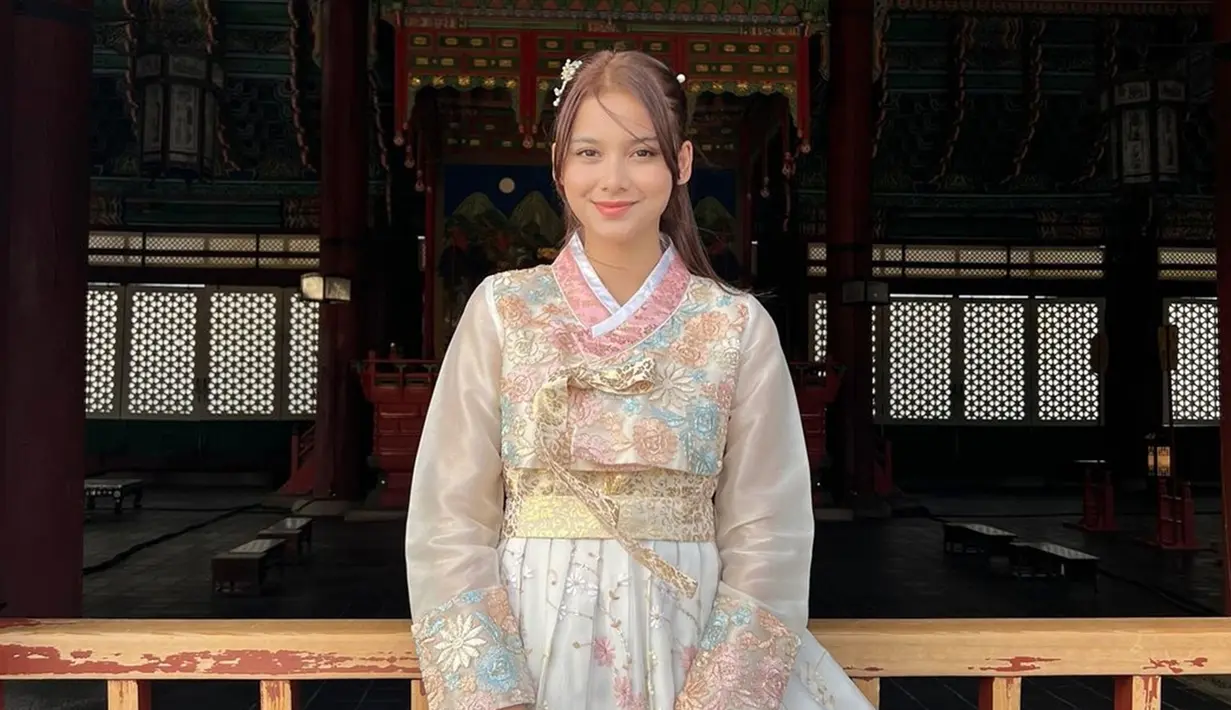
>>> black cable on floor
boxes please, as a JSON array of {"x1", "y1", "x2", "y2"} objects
[
  {"x1": 82, "y1": 503, "x2": 292, "y2": 576},
  {"x1": 121, "y1": 504, "x2": 293, "y2": 514}
]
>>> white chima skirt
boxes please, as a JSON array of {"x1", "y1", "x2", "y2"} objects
[{"x1": 498, "y1": 537, "x2": 876, "y2": 709}]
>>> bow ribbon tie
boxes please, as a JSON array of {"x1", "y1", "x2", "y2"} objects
[{"x1": 530, "y1": 358, "x2": 698, "y2": 599}]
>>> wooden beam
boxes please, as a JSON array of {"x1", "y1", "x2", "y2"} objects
[
  {"x1": 2, "y1": 618, "x2": 1230, "y2": 680},
  {"x1": 889, "y1": 0, "x2": 1209, "y2": 15}
]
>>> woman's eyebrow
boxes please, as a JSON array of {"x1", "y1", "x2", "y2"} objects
[{"x1": 569, "y1": 135, "x2": 658, "y2": 146}]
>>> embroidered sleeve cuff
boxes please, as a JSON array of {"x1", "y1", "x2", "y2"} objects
[
  {"x1": 411, "y1": 585, "x2": 536, "y2": 710},
  {"x1": 675, "y1": 592, "x2": 802, "y2": 710}
]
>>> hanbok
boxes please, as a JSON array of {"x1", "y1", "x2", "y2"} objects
[{"x1": 406, "y1": 236, "x2": 875, "y2": 710}]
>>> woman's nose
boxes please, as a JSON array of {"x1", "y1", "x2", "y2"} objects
[{"x1": 598, "y1": 157, "x2": 630, "y2": 192}]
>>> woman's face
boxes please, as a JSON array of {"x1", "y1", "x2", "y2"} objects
[{"x1": 557, "y1": 89, "x2": 692, "y2": 248}]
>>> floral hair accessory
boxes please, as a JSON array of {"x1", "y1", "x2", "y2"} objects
[{"x1": 553, "y1": 58, "x2": 584, "y2": 108}]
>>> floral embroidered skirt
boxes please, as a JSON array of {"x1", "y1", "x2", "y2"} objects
[{"x1": 498, "y1": 538, "x2": 875, "y2": 709}]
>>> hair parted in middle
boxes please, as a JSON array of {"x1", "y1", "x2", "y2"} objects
[{"x1": 549, "y1": 50, "x2": 731, "y2": 287}]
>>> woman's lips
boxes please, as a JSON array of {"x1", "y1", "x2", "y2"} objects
[{"x1": 593, "y1": 201, "x2": 635, "y2": 218}]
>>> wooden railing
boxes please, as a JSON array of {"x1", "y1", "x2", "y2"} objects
[{"x1": 1, "y1": 617, "x2": 1228, "y2": 709}]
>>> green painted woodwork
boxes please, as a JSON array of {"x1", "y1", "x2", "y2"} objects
[
  {"x1": 82, "y1": 1, "x2": 1212, "y2": 236},
  {"x1": 380, "y1": 0, "x2": 827, "y2": 28}
]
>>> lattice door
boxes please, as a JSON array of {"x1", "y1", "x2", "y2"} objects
[
  {"x1": 122, "y1": 286, "x2": 205, "y2": 419},
  {"x1": 86, "y1": 285, "x2": 125, "y2": 418},
  {"x1": 886, "y1": 298, "x2": 953, "y2": 421},
  {"x1": 108, "y1": 285, "x2": 318, "y2": 420},
  {"x1": 961, "y1": 299, "x2": 1028, "y2": 422},
  {"x1": 204, "y1": 287, "x2": 282, "y2": 419},
  {"x1": 810, "y1": 294, "x2": 827, "y2": 362},
  {"x1": 1166, "y1": 299, "x2": 1218, "y2": 424},
  {"x1": 1035, "y1": 299, "x2": 1102, "y2": 424},
  {"x1": 285, "y1": 290, "x2": 320, "y2": 417}
]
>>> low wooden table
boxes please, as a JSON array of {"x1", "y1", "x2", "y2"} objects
[
  {"x1": 256, "y1": 517, "x2": 313, "y2": 562},
  {"x1": 84, "y1": 478, "x2": 145, "y2": 515},
  {"x1": 942, "y1": 522, "x2": 1017, "y2": 556},
  {"x1": 1009, "y1": 541, "x2": 1099, "y2": 589},
  {"x1": 211, "y1": 538, "x2": 286, "y2": 595}
]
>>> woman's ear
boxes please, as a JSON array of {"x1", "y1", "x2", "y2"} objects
[{"x1": 677, "y1": 140, "x2": 694, "y2": 185}]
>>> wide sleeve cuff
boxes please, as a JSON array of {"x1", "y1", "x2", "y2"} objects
[
  {"x1": 675, "y1": 590, "x2": 802, "y2": 710},
  {"x1": 411, "y1": 585, "x2": 536, "y2": 710}
]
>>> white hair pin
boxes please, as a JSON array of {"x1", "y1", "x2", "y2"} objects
[
  {"x1": 677, "y1": 73, "x2": 686, "y2": 84},
  {"x1": 553, "y1": 58, "x2": 584, "y2": 108}
]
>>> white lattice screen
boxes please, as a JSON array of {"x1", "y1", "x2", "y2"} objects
[
  {"x1": 125, "y1": 288, "x2": 200, "y2": 417},
  {"x1": 888, "y1": 299, "x2": 953, "y2": 420},
  {"x1": 1167, "y1": 299, "x2": 1218, "y2": 424},
  {"x1": 962, "y1": 300, "x2": 1027, "y2": 422},
  {"x1": 87, "y1": 284, "x2": 318, "y2": 420},
  {"x1": 86, "y1": 287, "x2": 123, "y2": 417},
  {"x1": 207, "y1": 290, "x2": 280, "y2": 417},
  {"x1": 1035, "y1": 301, "x2": 1101, "y2": 423},
  {"x1": 286, "y1": 294, "x2": 321, "y2": 417},
  {"x1": 810, "y1": 294, "x2": 1103, "y2": 424}
]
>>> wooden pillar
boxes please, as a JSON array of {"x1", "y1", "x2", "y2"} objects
[
  {"x1": 1212, "y1": 0, "x2": 1231, "y2": 614},
  {"x1": 825, "y1": 0, "x2": 876, "y2": 502},
  {"x1": 0, "y1": 0, "x2": 92, "y2": 616},
  {"x1": 1104, "y1": 202, "x2": 1161, "y2": 485},
  {"x1": 314, "y1": 0, "x2": 368, "y2": 500},
  {"x1": 0, "y1": 0, "x2": 12, "y2": 616}
]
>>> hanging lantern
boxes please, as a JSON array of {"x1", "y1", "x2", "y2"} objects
[
  {"x1": 135, "y1": 50, "x2": 223, "y2": 181},
  {"x1": 300, "y1": 273, "x2": 353, "y2": 304},
  {"x1": 1103, "y1": 74, "x2": 1186, "y2": 190},
  {"x1": 1146, "y1": 435, "x2": 1172, "y2": 478}
]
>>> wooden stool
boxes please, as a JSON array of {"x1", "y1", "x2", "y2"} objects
[
  {"x1": 257, "y1": 517, "x2": 314, "y2": 562},
  {"x1": 211, "y1": 538, "x2": 286, "y2": 595},
  {"x1": 84, "y1": 478, "x2": 145, "y2": 515}
]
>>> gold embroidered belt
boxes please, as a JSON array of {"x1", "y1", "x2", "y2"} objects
[
  {"x1": 502, "y1": 467, "x2": 716, "y2": 542},
  {"x1": 529, "y1": 358, "x2": 702, "y2": 599}
]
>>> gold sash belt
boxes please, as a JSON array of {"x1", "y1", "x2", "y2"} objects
[
  {"x1": 529, "y1": 358, "x2": 702, "y2": 599},
  {"x1": 502, "y1": 467, "x2": 716, "y2": 542}
]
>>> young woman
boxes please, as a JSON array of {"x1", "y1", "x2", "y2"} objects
[{"x1": 405, "y1": 50, "x2": 874, "y2": 710}]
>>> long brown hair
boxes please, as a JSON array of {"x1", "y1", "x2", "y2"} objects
[{"x1": 550, "y1": 50, "x2": 731, "y2": 287}]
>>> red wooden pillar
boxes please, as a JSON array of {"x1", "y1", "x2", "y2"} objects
[
  {"x1": 0, "y1": 0, "x2": 93, "y2": 616},
  {"x1": 314, "y1": 0, "x2": 369, "y2": 500},
  {"x1": 825, "y1": 0, "x2": 876, "y2": 502},
  {"x1": 0, "y1": 0, "x2": 11, "y2": 618},
  {"x1": 1213, "y1": 0, "x2": 1231, "y2": 614}
]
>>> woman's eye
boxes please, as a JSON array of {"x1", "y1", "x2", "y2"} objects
[
  {"x1": 576, "y1": 149, "x2": 599, "y2": 158},
  {"x1": 633, "y1": 149, "x2": 656, "y2": 158}
]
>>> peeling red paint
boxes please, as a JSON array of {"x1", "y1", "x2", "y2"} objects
[
  {"x1": 0, "y1": 645, "x2": 420, "y2": 678},
  {"x1": 975, "y1": 656, "x2": 1061, "y2": 673},
  {"x1": 1142, "y1": 656, "x2": 1209, "y2": 675},
  {"x1": 1146, "y1": 675, "x2": 1162, "y2": 704},
  {"x1": 260, "y1": 679, "x2": 299, "y2": 709}
]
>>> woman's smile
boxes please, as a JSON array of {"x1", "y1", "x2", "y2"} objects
[{"x1": 592, "y1": 200, "x2": 636, "y2": 219}]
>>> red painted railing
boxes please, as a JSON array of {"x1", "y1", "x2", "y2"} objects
[
  {"x1": 1, "y1": 618, "x2": 1227, "y2": 709},
  {"x1": 279, "y1": 424, "x2": 317, "y2": 496},
  {"x1": 357, "y1": 355, "x2": 441, "y2": 509}
]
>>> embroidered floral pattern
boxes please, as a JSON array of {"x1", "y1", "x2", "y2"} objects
[
  {"x1": 490, "y1": 252, "x2": 748, "y2": 480},
  {"x1": 411, "y1": 585, "x2": 536, "y2": 710},
  {"x1": 674, "y1": 593, "x2": 801, "y2": 710}
]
